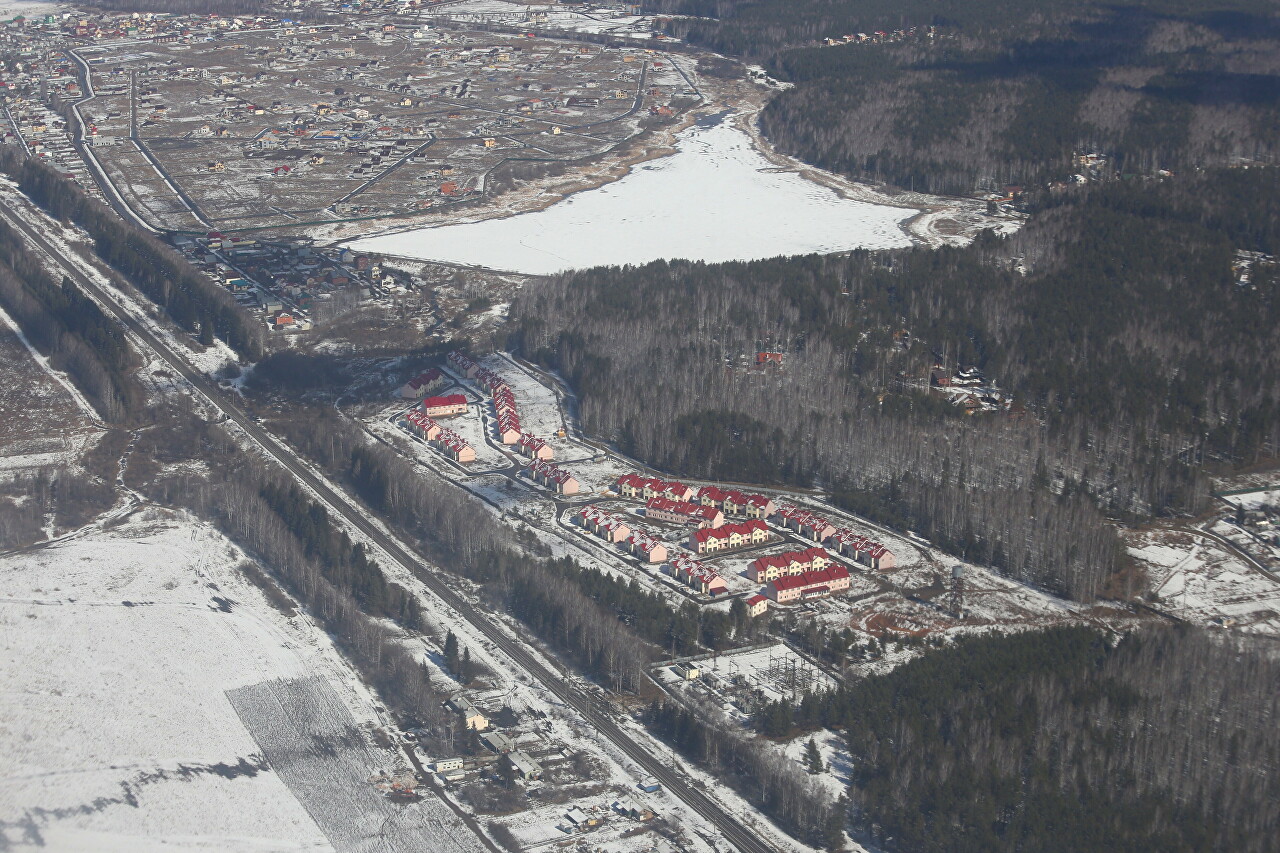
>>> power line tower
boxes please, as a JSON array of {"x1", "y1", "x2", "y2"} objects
[{"x1": 948, "y1": 565, "x2": 966, "y2": 618}]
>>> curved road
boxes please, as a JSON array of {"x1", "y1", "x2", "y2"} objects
[{"x1": 0, "y1": 201, "x2": 777, "y2": 853}]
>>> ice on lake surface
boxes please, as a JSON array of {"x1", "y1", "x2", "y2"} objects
[{"x1": 348, "y1": 113, "x2": 914, "y2": 274}]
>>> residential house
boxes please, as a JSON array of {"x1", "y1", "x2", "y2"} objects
[
  {"x1": 517, "y1": 432, "x2": 553, "y2": 460},
  {"x1": 398, "y1": 367, "x2": 446, "y2": 398},
  {"x1": 627, "y1": 529, "x2": 668, "y2": 563},
  {"x1": 447, "y1": 349, "x2": 479, "y2": 379},
  {"x1": 668, "y1": 554, "x2": 727, "y2": 595},
  {"x1": 445, "y1": 696, "x2": 488, "y2": 730},
  {"x1": 402, "y1": 409, "x2": 441, "y2": 441},
  {"x1": 527, "y1": 459, "x2": 579, "y2": 495}
]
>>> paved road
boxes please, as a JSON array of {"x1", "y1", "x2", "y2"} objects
[{"x1": 0, "y1": 201, "x2": 778, "y2": 853}]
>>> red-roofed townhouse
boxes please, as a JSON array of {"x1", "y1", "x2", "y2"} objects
[
  {"x1": 447, "y1": 350, "x2": 478, "y2": 378},
  {"x1": 627, "y1": 530, "x2": 668, "y2": 563},
  {"x1": 433, "y1": 427, "x2": 475, "y2": 463},
  {"x1": 422, "y1": 393, "x2": 468, "y2": 417},
  {"x1": 640, "y1": 479, "x2": 668, "y2": 501},
  {"x1": 690, "y1": 526, "x2": 730, "y2": 554},
  {"x1": 615, "y1": 474, "x2": 648, "y2": 499},
  {"x1": 742, "y1": 493, "x2": 777, "y2": 519},
  {"x1": 645, "y1": 497, "x2": 724, "y2": 529},
  {"x1": 664, "y1": 482, "x2": 696, "y2": 502},
  {"x1": 749, "y1": 547, "x2": 835, "y2": 583},
  {"x1": 697, "y1": 485, "x2": 729, "y2": 507},
  {"x1": 517, "y1": 432, "x2": 553, "y2": 460},
  {"x1": 766, "y1": 564, "x2": 850, "y2": 603},
  {"x1": 398, "y1": 367, "x2": 445, "y2": 398},
  {"x1": 599, "y1": 515, "x2": 632, "y2": 544},
  {"x1": 402, "y1": 410, "x2": 441, "y2": 441},
  {"x1": 744, "y1": 594, "x2": 769, "y2": 617}
]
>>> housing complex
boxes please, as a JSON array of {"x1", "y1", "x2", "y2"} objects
[
  {"x1": 749, "y1": 547, "x2": 837, "y2": 583},
  {"x1": 575, "y1": 505, "x2": 671, "y2": 563},
  {"x1": 750, "y1": 546, "x2": 852, "y2": 603},
  {"x1": 696, "y1": 486, "x2": 776, "y2": 519},
  {"x1": 615, "y1": 475, "x2": 696, "y2": 502},
  {"x1": 767, "y1": 565, "x2": 852, "y2": 604},
  {"x1": 776, "y1": 505, "x2": 896, "y2": 571},
  {"x1": 576, "y1": 505, "x2": 632, "y2": 543},
  {"x1": 450, "y1": 352, "x2": 558, "y2": 455}
]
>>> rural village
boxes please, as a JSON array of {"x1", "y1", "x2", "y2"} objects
[{"x1": 1, "y1": 2, "x2": 1279, "y2": 853}]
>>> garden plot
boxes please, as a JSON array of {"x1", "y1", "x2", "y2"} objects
[
  {"x1": 1128, "y1": 527, "x2": 1280, "y2": 636},
  {"x1": 229, "y1": 676, "x2": 486, "y2": 853}
]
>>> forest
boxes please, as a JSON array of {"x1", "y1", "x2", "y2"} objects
[
  {"x1": 0, "y1": 216, "x2": 140, "y2": 422},
  {"x1": 644, "y1": 0, "x2": 1280, "y2": 194},
  {"x1": 749, "y1": 626, "x2": 1280, "y2": 853}
]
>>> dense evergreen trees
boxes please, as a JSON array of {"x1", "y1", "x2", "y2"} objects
[
  {"x1": 646, "y1": 0, "x2": 1280, "y2": 195},
  {"x1": 759, "y1": 626, "x2": 1280, "y2": 853}
]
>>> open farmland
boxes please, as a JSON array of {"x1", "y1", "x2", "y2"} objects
[{"x1": 0, "y1": 510, "x2": 486, "y2": 853}]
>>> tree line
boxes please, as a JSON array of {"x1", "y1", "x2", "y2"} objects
[
  {"x1": 0, "y1": 150, "x2": 264, "y2": 360},
  {"x1": 748, "y1": 625, "x2": 1280, "y2": 853},
  {"x1": 641, "y1": 0, "x2": 1280, "y2": 196},
  {"x1": 0, "y1": 216, "x2": 141, "y2": 422}
]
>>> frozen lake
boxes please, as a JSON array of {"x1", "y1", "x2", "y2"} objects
[{"x1": 347, "y1": 114, "x2": 915, "y2": 275}]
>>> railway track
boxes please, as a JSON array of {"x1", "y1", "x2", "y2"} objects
[{"x1": 0, "y1": 201, "x2": 778, "y2": 853}]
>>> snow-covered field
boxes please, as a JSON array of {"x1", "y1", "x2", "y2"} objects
[
  {"x1": 349, "y1": 115, "x2": 913, "y2": 274},
  {"x1": 423, "y1": 0, "x2": 660, "y2": 38},
  {"x1": 0, "y1": 1, "x2": 60, "y2": 20},
  {"x1": 0, "y1": 511, "x2": 485, "y2": 852},
  {"x1": 1129, "y1": 527, "x2": 1280, "y2": 635}
]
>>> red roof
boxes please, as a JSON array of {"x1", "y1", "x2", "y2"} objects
[
  {"x1": 770, "y1": 565, "x2": 848, "y2": 592},
  {"x1": 692, "y1": 518, "x2": 767, "y2": 543},
  {"x1": 423, "y1": 393, "x2": 467, "y2": 409}
]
